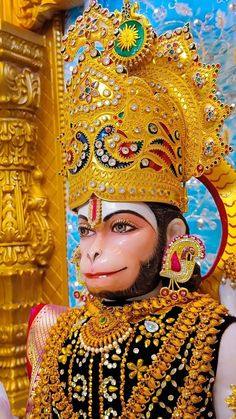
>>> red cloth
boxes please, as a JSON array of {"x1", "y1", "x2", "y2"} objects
[{"x1": 26, "y1": 304, "x2": 46, "y2": 379}]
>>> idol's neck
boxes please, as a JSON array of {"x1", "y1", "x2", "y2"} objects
[{"x1": 101, "y1": 283, "x2": 162, "y2": 307}]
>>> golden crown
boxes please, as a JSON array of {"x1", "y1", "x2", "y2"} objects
[{"x1": 60, "y1": 0, "x2": 232, "y2": 212}]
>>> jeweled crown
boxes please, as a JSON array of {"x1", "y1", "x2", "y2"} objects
[{"x1": 61, "y1": 0, "x2": 231, "y2": 212}]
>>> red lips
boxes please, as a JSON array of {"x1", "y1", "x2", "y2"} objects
[{"x1": 84, "y1": 267, "x2": 127, "y2": 278}]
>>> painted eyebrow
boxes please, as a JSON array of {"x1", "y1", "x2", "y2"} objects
[
  {"x1": 78, "y1": 210, "x2": 154, "y2": 227},
  {"x1": 103, "y1": 210, "x2": 149, "y2": 223},
  {"x1": 78, "y1": 215, "x2": 88, "y2": 222}
]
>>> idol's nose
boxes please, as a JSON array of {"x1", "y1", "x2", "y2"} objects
[{"x1": 87, "y1": 248, "x2": 102, "y2": 263}]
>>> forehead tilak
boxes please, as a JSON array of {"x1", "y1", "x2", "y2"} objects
[{"x1": 88, "y1": 196, "x2": 102, "y2": 227}]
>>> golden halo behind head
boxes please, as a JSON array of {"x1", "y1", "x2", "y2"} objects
[{"x1": 60, "y1": 0, "x2": 232, "y2": 212}]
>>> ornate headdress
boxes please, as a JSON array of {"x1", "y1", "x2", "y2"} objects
[{"x1": 60, "y1": 0, "x2": 232, "y2": 213}]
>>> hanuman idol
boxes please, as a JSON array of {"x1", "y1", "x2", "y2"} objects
[{"x1": 22, "y1": 1, "x2": 236, "y2": 418}]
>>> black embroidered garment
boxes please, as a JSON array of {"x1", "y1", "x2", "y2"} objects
[{"x1": 30, "y1": 293, "x2": 235, "y2": 418}]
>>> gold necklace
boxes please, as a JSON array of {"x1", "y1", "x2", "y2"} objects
[
  {"x1": 79, "y1": 307, "x2": 133, "y2": 353},
  {"x1": 68, "y1": 292, "x2": 197, "y2": 355},
  {"x1": 31, "y1": 291, "x2": 200, "y2": 417}
]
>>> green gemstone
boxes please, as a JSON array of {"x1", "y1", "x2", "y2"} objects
[
  {"x1": 114, "y1": 20, "x2": 145, "y2": 58},
  {"x1": 149, "y1": 403, "x2": 154, "y2": 411},
  {"x1": 99, "y1": 316, "x2": 107, "y2": 325}
]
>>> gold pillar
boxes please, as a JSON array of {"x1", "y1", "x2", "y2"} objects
[
  {"x1": 0, "y1": 20, "x2": 52, "y2": 416},
  {"x1": 0, "y1": 0, "x2": 83, "y2": 415}
]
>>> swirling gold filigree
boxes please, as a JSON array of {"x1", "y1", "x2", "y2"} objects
[{"x1": 17, "y1": 0, "x2": 83, "y2": 29}]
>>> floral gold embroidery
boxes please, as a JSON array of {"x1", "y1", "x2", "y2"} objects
[{"x1": 127, "y1": 359, "x2": 148, "y2": 380}]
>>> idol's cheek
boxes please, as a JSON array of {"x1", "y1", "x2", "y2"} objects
[
  {"x1": 79, "y1": 230, "x2": 142, "y2": 272},
  {"x1": 79, "y1": 229, "x2": 157, "y2": 273}
]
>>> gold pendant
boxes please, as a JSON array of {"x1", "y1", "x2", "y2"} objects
[{"x1": 79, "y1": 309, "x2": 132, "y2": 353}]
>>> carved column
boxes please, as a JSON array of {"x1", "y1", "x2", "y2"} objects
[{"x1": 0, "y1": 21, "x2": 53, "y2": 416}]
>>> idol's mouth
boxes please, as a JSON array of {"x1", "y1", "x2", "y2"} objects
[{"x1": 84, "y1": 267, "x2": 127, "y2": 279}]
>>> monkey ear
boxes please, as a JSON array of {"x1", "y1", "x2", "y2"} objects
[{"x1": 166, "y1": 218, "x2": 186, "y2": 245}]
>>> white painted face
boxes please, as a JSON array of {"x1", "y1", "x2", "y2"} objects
[{"x1": 77, "y1": 199, "x2": 158, "y2": 296}]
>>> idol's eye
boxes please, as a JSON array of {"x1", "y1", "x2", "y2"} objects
[
  {"x1": 78, "y1": 224, "x2": 95, "y2": 237},
  {"x1": 111, "y1": 220, "x2": 137, "y2": 233}
]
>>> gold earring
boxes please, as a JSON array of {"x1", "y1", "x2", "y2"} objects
[
  {"x1": 71, "y1": 245, "x2": 81, "y2": 267},
  {"x1": 71, "y1": 245, "x2": 92, "y2": 303},
  {"x1": 160, "y1": 234, "x2": 205, "y2": 300}
]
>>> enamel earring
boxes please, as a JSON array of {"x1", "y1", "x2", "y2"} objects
[
  {"x1": 71, "y1": 245, "x2": 92, "y2": 302},
  {"x1": 160, "y1": 234, "x2": 205, "y2": 300}
]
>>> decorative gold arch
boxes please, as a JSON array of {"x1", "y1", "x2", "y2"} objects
[{"x1": 0, "y1": 0, "x2": 82, "y2": 416}]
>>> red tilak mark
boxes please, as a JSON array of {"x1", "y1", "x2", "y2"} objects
[{"x1": 91, "y1": 197, "x2": 98, "y2": 223}]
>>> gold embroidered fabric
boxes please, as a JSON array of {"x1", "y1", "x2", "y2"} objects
[
  {"x1": 27, "y1": 293, "x2": 229, "y2": 418},
  {"x1": 26, "y1": 304, "x2": 68, "y2": 415}
]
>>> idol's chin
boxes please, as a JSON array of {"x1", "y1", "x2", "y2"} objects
[
  {"x1": 86, "y1": 286, "x2": 129, "y2": 301},
  {"x1": 86, "y1": 282, "x2": 147, "y2": 301},
  {"x1": 84, "y1": 278, "x2": 126, "y2": 297},
  {"x1": 87, "y1": 286, "x2": 126, "y2": 299}
]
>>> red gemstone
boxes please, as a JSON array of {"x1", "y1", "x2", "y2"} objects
[
  {"x1": 197, "y1": 164, "x2": 204, "y2": 173},
  {"x1": 74, "y1": 291, "x2": 80, "y2": 299},
  {"x1": 160, "y1": 287, "x2": 169, "y2": 296},
  {"x1": 171, "y1": 251, "x2": 181, "y2": 272},
  {"x1": 67, "y1": 150, "x2": 74, "y2": 164}
]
